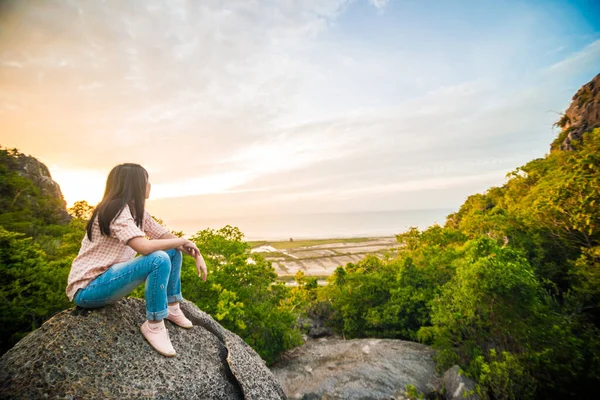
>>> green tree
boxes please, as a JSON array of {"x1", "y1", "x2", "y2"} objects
[
  {"x1": 0, "y1": 227, "x2": 71, "y2": 355},
  {"x1": 179, "y1": 225, "x2": 302, "y2": 364}
]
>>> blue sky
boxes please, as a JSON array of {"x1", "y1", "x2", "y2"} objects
[{"x1": 0, "y1": 0, "x2": 598, "y2": 224}]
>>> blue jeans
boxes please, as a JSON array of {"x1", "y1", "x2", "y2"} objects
[{"x1": 73, "y1": 249, "x2": 183, "y2": 320}]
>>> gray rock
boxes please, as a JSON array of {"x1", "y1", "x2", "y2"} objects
[
  {"x1": 307, "y1": 325, "x2": 333, "y2": 338},
  {"x1": 297, "y1": 317, "x2": 333, "y2": 338},
  {"x1": 12, "y1": 151, "x2": 71, "y2": 223},
  {"x1": 0, "y1": 298, "x2": 286, "y2": 400},
  {"x1": 555, "y1": 73, "x2": 600, "y2": 151},
  {"x1": 442, "y1": 365, "x2": 479, "y2": 400},
  {"x1": 270, "y1": 336, "x2": 440, "y2": 400}
]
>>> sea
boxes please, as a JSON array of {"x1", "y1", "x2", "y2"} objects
[{"x1": 166, "y1": 208, "x2": 455, "y2": 241}]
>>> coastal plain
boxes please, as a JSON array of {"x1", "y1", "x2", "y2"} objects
[{"x1": 249, "y1": 237, "x2": 400, "y2": 283}]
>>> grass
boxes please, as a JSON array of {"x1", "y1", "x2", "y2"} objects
[{"x1": 246, "y1": 236, "x2": 391, "y2": 250}]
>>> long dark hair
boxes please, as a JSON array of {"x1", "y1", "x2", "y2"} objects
[{"x1": 86, "y1": 163, "x2": 148, "y2": 241}]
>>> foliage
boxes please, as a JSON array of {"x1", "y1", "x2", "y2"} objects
[
  {"x1": 472, "y1": 350, "x2": 536, "y2": 400},
  {"x1": 0, "y1": 147, "x2": 70, "y2": 240},
  {"x1": 315, "y1": 226, "x2": 464, "y2": 340},
  {"x1": 304, "y1": 128, "x2": 600, "y2": 398},
  {"x1": 68, "y1": 200, "x2": 95, "y2": 220},
  {"x1": 0, "y1": 150, "x2": 301, "y2": 364},
  {"x1": 180, "y1": 225, "x2": 303, "y2": 364},
  {"x1": 404, "y1": 384, "x2": 425, "y2": 400},
  {"x1": 280, "y1": 270, "x2": 318, "y2": 315},
  {"x1": 0, "y1": 227, "x2": 71, "y2": 354},
  {"x1": 2, "y1": 124, "x2": 600, "y2": 398}
]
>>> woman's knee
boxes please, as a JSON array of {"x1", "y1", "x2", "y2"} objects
[
  {"x1": 165, "y1": 248, "x2": 182, "y2": 258},
  {"x1": 74, "y1": 292, "x2": 108, "y2": 309},
  {"x1": 166, "y1": 248, "x2": 183, "y2": 265},
  {"x1": 148, "y1": 250, "x2": 171, "y2": 270}
]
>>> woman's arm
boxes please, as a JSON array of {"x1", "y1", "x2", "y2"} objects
[
  {"x1": 159, "y1": 232, "x2": 201, "y2": 258},
  {"x1": 159, "y1": 232, "x2": 179, "y2": 240},
  {"x1": 127, "y1": 236, "x2": 190, "y2": 256},
  {"x1": 159, "y1": 232, "x2": 188, "y2": 253},
  {"x1": 157, "y1": 232, "x2": 208, "y2": 281}
]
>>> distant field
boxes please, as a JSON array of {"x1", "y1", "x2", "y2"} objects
[
  {"x1": 247, "y1": 236, "x2": 392, "y2": 250},
  {"x1": 248, "y1": 236, "x2": 400, "y2": 281}
]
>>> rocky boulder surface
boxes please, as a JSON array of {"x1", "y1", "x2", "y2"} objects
[
  {"x1": 555, "y1": 73, "x2": 600, "y2": 150},
  {"x1": 1, "y1": 149, "x2": 71, "y2": 223},
  {"x1": 442, "y1": 365, "x2": 480, "y2": 400},
  {"x1": 297, "y1": 316, "x2": 334, "y2": 339},
  {"x1": 0, "y1": 298, "x2": 285, "y2": 400},
  {"x1": 17, "y1": 153, "x2": 67, "y2": 206},
  {"x1": 270, "y1": 336, "x2": 440, "y2": 400}
]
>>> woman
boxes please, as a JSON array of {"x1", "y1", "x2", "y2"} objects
[{"x1": 65, "y1": 163, "x2": 208, "y2": 357}]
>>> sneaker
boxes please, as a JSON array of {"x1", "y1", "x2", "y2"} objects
[
  {"x1": 140, "y1": 321, "x2": 176, "y2": 357},
  {"x1": 166, "y1": 308, "x2": 193, "y2": 329}
]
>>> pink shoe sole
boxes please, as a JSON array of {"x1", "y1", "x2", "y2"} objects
[
  {"x1": 140, "y1": 321, "x2": 176, "y2": 357},
  {"x1": 166, "y1": 312, "x2": 193, "y2": 329}
]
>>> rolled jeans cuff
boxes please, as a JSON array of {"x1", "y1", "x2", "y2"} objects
[
  {"x1": 146, "y1": 308, "x2": 169, "y2": 321},
  {"x1": 167, "y1": 293, "x2": 183, "y2": 303}
]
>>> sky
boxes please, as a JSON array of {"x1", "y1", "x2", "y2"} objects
[{"x1": 1, "y1": 0, "x2": 599, "y2": 224}]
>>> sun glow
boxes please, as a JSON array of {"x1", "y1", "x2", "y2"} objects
[
  {"x1": 48, "y1": 164, "x2": 263, "y2": 207},
  {"x1": 49, "y1": 166, "x2": 108, "y2": 207}
]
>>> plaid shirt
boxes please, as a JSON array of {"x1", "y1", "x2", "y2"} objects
[{"x1": 66, "y1": 205, "x2": 169, "y2": 301}]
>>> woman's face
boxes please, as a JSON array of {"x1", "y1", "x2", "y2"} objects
[{"x1": 145, "y1": 179, "x2": 151, "y2": 199}]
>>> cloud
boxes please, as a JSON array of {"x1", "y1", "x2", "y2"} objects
[
  {"x1": 0, "y1": 61, "x2": 23, "y2": 68},
  {"x1": 269, "y1": 170, "x2": 510, "y2": 202},
  {"x1": 369, "y1": 0, "x2": 390, "y2": 9},
  {"x1": 0, "y1": 0, "x2": 598, "y2": 220},
  {"x1": 0, "y1": 0, "x2": 353, "y2": 171},
  {"x1": 542, "y1": 39, "x2": 600, "y2": 78}
]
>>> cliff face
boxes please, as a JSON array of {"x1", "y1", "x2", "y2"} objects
[
  {"x1": 16, "y1": 153, "x2": 68, "y2": 209},
  {"x1": 554, "y1": 73, "x2": 600, "y2": 150},
  {"x1": 0, "y1": 148, "x2": 70, "y2": 225}
]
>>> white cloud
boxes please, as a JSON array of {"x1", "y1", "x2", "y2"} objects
[
  {"x1": 0, "y1": 1, "x2": 355, "y2": 196},
  {"x1": 270, "y1": 170, "x2": 509, "y2": 202},
  {"x1": 0, "y1": 61, "x2": 23, "y2": 68},
  {"x1": 0, "y1": 0, "x2": 597, "y2": 219},
  {"x1": 543, "y1": 39, "x2": 600, "y2": 77},
  {"x1": 369, "y1": 0, "x2": 390, "y2": 9}
]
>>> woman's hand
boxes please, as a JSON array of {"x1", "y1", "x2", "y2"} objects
[
  {"x1": 195, "y1": 253, "x2": 208, "y2": 282},
  {"x1": 175, "y1": 239, "x2": 207, "y2": 281},
  {"x1": 177, "y1": 239, "x2": 200, "y2": 258}
]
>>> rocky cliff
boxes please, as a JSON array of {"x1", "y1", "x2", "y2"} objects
[
  {"x1": 0, "y1": 147, "x2": 71, "y2": 225},
  {"x1": 19, "y1": 154, "x2": 67, "y2": 208},
  {"x1": 0, "y1": 298, "x2": 286, "y2": 400},
  {"x1": 554, "y1": 73, "x2": 600, "y2": 150}
]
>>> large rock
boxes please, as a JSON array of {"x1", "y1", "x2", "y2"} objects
[
  {"x1": 555, "y1": 73, "x2": 600, "y2": 150},
  {"x1": 0, "y1": 298, "x2": 286, "y2": 400},
  {"x1": 1, "y1": 149, "x2": 71, "y2": 223},
  {"x1": 442, "y1": 365, "x2": 480, "y2": 400},
  {"x1": 17, "y1": 153, "x2": 67, "y2": 208},
  {"x1": 297, "y1": 316, "x2": 334, "y2": 339},
  {"x1": 270, "y1": 336, "x2": 440, "y2": 399}
]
